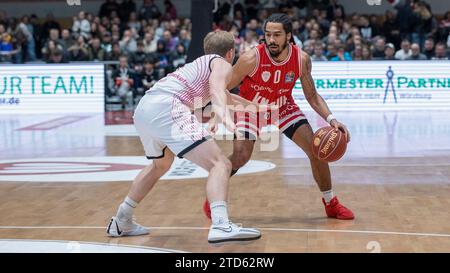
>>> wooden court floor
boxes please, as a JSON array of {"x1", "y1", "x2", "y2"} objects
[{"x1": 1, "y1": 133, "x2": 450, "y2": 253}]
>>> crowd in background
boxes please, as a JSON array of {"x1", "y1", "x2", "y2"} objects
[{"x1": 0, "y1": 0, "x2": 449, "y2": 109}]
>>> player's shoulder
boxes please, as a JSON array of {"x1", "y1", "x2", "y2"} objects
[
  {"x1": 209, "y1": 54, "x2": 231, "y2": 71},
  {"x1": 299, "y1": 49, "x2": 311, "y2": 62},
  {"x1": 299, "y1": 50, "x2": 311, "y2": 68},
  {"x1": 238, "y1": 46, "x2": 259, "y2": 66}
]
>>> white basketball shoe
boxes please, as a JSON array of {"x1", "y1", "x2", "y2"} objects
[
  {"x1": 208, "y1": 221, "x2": 261, "y2": 243},
  {"x1": 106, "y1": 216, "x2": 150, "y2": 237}
]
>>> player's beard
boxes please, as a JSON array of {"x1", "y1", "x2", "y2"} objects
[{"x1": 267, "y1": 38, "x2": 288, "y2": 58}]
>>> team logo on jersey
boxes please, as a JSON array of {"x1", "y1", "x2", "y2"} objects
[
  {"x1": 261, "y1": 71, "x2": 271, "y2": 82},
  {"x1": 285, "y1": 71, "x2": 295, "y2": 83}
]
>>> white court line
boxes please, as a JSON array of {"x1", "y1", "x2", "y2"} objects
[
  {"x1": 1, "y1": 226, "x2": 450, "y2": 238},
  {"x1": 0, "y1": 238, "x2": 186, "y2": 253}
]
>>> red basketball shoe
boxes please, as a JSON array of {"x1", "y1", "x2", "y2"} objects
[
  {"x1": 203, "y1": 199, "x2": 211, "y2": 219},
  {"x1": 322, "y1": 196, "x2": 354, "y2": 220}
]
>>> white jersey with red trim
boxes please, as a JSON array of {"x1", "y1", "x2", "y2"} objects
[{"x1": 147, "y1": 54, "x2": 221, "y2": 110}]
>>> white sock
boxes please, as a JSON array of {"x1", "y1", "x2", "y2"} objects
[
  {"x1": 210, "y1": 201, "x2": 229, "y2": 226},
  {"x1": 116, "y1": 196, "x2": 138, "y2": 221},
  {"x1": 322, "y1": 190, "x2": 334, "y2": 204}
]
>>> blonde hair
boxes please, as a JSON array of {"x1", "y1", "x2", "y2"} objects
[{"x1": 203, "y1": 30, "x2": 235, "y2": 57}]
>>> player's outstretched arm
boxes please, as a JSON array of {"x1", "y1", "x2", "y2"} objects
[
  {"x1": 300, "y1": 52, "x2": 351, "y2": 142},
  {"x1": 227, "y1": 49, "x2": 257, "y2": 90},
  {"x1": 209, "y1": 57, "x2": 236, "y2": 134}
]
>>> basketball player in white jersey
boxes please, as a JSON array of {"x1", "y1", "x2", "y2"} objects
[{"x1": 106, "y1": 31, "x2": 261, "y2": 243}]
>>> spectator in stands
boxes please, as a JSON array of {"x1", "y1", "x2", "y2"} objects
[
  {"x1": 139, "y1": 0, "x2": 161, "y2": 20},
  {"x1": 90, "y1": 22, "x2": 101, "y2": 38},
  {"x1": 18, "y1": 15, "x2": 36, "y2": 62},
  {"x1": 359, "y1": 16, "x2": 374, "y2": 40},
  {"x1": 390, "y1": 0, "x2": 416, "y2": 40},
  {"x1": 0, "y1": 33, "x2": 14, "y2": 62},
  {"x1": 326, "y1": 43, "x2": 338, "y2": 60},
  {"x1": 169, "y1": 43, "x2": 187, "y2": 69},
  {"x1": 88, "y1": 37, "x2": 105, "y2": 61},
  {"x1": 106, "y1": 41, "x2": 121, "y2": 61},
  {"x1": 60, "y1": 29, "x2": 74, "y2": 52},
  {"x1": 163, "y1": 0, "x2": 178, "y2": 21},
  {"x1": 30, "y1": 14, "x2": 42, "y2": 59},
  {"x1": 438, "y1": 11, "x2": 450, "y2": 43},
  {"x1": 340, "y1": 21, "x2": 352, "y2": 43},
  {"x1": 167, "y1": 20, "x2": 180, "y2": 38},
  {"x1": 303, "y1": 38, "x2": 317, "y2": 56},
  {"x1": 232, "y1": 10, "x2": 245, "y2": 30},
  {"x1": 101, "y1": 31, "x2": 113, "y2": 53},
  {"x1": 352, "y1": 45, "x2": 363, "y2": 61},
  {"x1": 47, "y1": 48, "x2": 67, "y2": 63},
  {"x1": 178, "y1": 29, "x2": 190, "y2": 51},
  {"x1": 431, "y1": 42, "x2": 449, "y2": 60},
  {"x1": 119, "y1": 29, "x2": 137, "y2": 54},
  {"x1": 154, "y1": 40, "x2": 170, "y2": 73},
  {"x1": 132, "y1": 62, "x2": 144, "y2": 100},
  {"x1": 72, "y1": 11, "x2": 91, "y2": 39},
  {"x1": 119, "y1": 0, "x2": 137, "y2": 22},
  {"x1": 101, "y1": 16, "x2": 111, "y2": 30},
  {"x1": 323, "y1": 28, "x2": 338, "y2": 47},
  {"x1": 361, "y1": 44, "x2": 372, "y2": 60},
  {"x1": 330, "y1": 44, "x2": 352, "y2": 61},
  {"x1": 382, "y1": 10, "x2": 401, "y2": 49},
  {"x1": 160, "y1": 30, "x2": 178, "y2": 53},
  {"x1": 369, "y1": 14, "x2": 381, "y2": 37},
  {"x1": 112, "y1": 55, "x2": 134, "y2": 109},
  {"x1": 384, "y1": 43, "x2": 396, "y2": 60},
  {"x1": 327, "y1": 0, "x2": 345, "y2": 21},
  {"x1": 42, "y1": 29, "x2": 62, "y2": 60},
  {"x1": 312, "y1": 43, "x2": 328, "y2": 61},
  {"x1": 410, "y1": 0, "x2": 434, "y2": 48},
  {"x1": 41, "y1": 13, "x2": 60, "y2": 43},
  {"x1": 372, "y1": 37, "x2": 386, "y2": 60},
  {"x1": 41, "y1": 40, "x2": 61, "y2": 62},
  {"x1": 130, "y1": 40, "x2": 148, "y2": 65},
  {"x1": 67, "y1": 35, "x2": 89, "y2": 61},
  {"x1": 0, "y1": 24, "x2": 5, "y2": 38},
  {"x1": 141, "y1": 59, "x2": 158, "y2": 90},
  {"x1": 217, "y1": 0, "x2": 245, "y2": 23},
  {"x1": 395, "y1": 39, "x2": 412, "y2": 60},
  {"x1": 99, "y1": 0, "x2": 120, "y2": 18},
  {"x1": 422, "y1": 37, "x2": 434, "y2": 59},
  {"x1": 245, "y1": 0, "x2": 260, "y2": 20},
  {"x1": 241, "y1": 18, "x2": 264, "y2": 39},
  {"x1": 0, "y1": 10, "x2": 7, "y2": 26},
  {"x1": 142, "y1": 31, "x2": 157, "y2": 54},
  {"x1": 127, "y1": 12, "x2": 141, "y2": 33},
  {"x1": 239, "y1": 29, "x2": 258, "y2": 55},
  {"x1": 407, "y1": 43, "x2": 427, "y2": 60}
]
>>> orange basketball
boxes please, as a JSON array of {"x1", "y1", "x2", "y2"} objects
[{"x1": 311, "y1": 126, "x2": 347, "y2": 162}]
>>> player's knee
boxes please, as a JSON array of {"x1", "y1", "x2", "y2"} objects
[
  {"x1": 212, "y1": 155, "x2": 232, "y2": 173},
  {"x1": 233, "y1": 150, "x2": 251, "y2": 168}
]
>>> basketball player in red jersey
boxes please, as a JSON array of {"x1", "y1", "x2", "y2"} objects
[{"x1": 204, "y1": 14, "x2": 354, "y2": 220}]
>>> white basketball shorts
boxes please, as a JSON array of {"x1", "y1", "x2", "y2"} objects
[{"x1": 133, "y1": 92, "x2": 211, "y2": 159}]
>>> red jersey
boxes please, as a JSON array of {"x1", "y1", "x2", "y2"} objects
[{"x1": 237, "y1": 43, "x2": 306, "y2": 135}]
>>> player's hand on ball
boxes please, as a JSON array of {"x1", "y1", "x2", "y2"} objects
[{"x1": 330, "y1": 119, "x2": 351, "y2": 143}]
